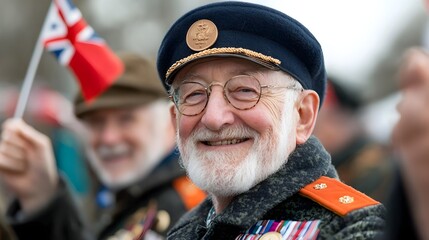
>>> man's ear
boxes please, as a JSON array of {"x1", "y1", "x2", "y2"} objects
[
  {"x1": 170, "y1": 105, "x2": 177, "y2": 130},
  {"x1": 296, "y1": 90, "x2": 319, "y2": 145}
]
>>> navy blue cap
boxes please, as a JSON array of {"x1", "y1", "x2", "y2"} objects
[{"x1": 157, "y1": 1, "x2": 327, "y2": 105}]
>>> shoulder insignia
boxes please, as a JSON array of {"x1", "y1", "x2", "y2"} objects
[
  {"x1": 299, "y1": 176, "x2": 380, "y2": 216},
  {"x1": 173, "y1": 176, "x2": 206, "y2": 210}
]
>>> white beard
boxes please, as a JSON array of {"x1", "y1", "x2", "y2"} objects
[
  {"x1": 86, "y1": 102, "x2": 171, "y2": 191},
  {"x1": 177, "y1": 96, "x2": 296, "y2": 197},
  {"x1": 86, "y1": 140, "x2": 164, "y2": 191}
]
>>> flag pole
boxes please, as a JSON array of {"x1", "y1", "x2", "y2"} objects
[{"x1": 14, "y1": 2, "x2": 54, "y2": 118}]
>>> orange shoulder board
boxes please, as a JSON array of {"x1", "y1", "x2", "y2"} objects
[
  {"x1": 173, "y1": 176, "x2": 207, "y2": 210},
  {"x1": 299, "y1": 176, "x2": 380, "y2": 217}
]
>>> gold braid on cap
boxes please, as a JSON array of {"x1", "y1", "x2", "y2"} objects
[{"x1": 166, "y1": 47, "x2": 281, "y2": 79}]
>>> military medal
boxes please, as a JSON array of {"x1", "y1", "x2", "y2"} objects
[
  {"x1": 235, "y1": 220, "x2": 320, "y2": 240},
  {"x1": 259, "y1": 231, "x2": 282, "y2": 240},
  {"x1": 107, "y1": 200, "x2": 160, "y2": 240}
]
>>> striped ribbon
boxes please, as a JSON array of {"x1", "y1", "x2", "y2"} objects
[{"x1": 235, "y1": 220, "x2": 320, "y2": 240}]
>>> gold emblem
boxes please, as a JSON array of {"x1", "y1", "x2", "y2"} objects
[
  {"x1": 313, "y1": 183, "x2": 327, "y2": 190},
  {"x1": 339, "y1": 195, "x2": 354, "y2": 204},
  {"x1": 155, "y1": 210, "x2": 171, "y2": 233},
  {"x1": 260, "y1": 231, "x2": 283, "y2": 240},
  {"x1": 186, "y1": 19, "x2": 218, "y2": 51}
]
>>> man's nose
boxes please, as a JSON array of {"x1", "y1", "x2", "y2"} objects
[
  {"x1": 98, "y1": 123, "x2": 122, "y2": 145},
  {"x1": 200, "y1": 87, "x2": 235, "y2": 131}
]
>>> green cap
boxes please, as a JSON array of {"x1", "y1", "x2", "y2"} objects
[{"x1": 74, "y1": 52, "x2": 167, "y2": 118}]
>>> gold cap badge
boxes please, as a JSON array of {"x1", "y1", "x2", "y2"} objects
[{"x1": 186, "y1": 19, "x2": 218, "y2": 51}]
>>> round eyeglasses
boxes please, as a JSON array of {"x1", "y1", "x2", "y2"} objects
[{"x1": 170, "y1": 75, "x2": 303, "y2": 116}]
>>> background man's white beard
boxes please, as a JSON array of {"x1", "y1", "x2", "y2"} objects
[
  {"x1": 98, "y1": 168, "x2": 145, "y2": 191},
  {"x1": 86, "y1": 144, "x2": 164, "y2": 191}
]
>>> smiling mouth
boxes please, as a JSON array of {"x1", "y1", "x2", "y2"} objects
[
  {"x1": 202, "y1": 138, "x2": 250, "y2": 146},
  {"x1": 102, "y1": 154, "x2": 128, "y2": 162}
]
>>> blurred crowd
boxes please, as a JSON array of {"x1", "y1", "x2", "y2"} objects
[{"x1": 1, "y1": 0, "x2": 429, "y2": 240}]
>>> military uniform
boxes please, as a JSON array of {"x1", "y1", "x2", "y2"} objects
[
  {"x1": 155, "y1": 2, "x2": 386, "y2": 240},
  {"x1": 168, "y1": 137, "x2": 385, "y2": 240},
  {"x1": 7, "y1": 150, "x2": 206, "y2": 240}
]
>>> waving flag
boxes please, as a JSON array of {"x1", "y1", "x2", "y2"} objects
[{"x1": 42, "y1": 0, "x2": 124, "y2": 101}]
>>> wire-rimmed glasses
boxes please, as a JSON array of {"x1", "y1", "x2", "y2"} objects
[{"x1": 170, "y1": 74, "x2": 302, "y2": 116}]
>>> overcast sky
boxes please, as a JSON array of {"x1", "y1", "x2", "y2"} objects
[
  {"x1": 246, "y1": 0, "x2": 424, "y2": 89},
  {"x1": 243, "y1": 0, "x2": 424, "y2": 143}
]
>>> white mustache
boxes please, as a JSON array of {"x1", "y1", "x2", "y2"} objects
[
  {"x1": 191, "y1": 125, "x2": 258, "y2": 142},
  {"x1": 97, "y1": 144, "x2": 131, "y2": 160}
]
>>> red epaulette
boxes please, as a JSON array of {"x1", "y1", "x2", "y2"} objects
[
  {"x1": 299, "y1": 176, "x2": 380, "y2": 217},
  {"x1": 173, "y1": 176, "x2": 207, "y2": 210}
]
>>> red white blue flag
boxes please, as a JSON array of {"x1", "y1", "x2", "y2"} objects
[{"x1": 42, "y1": 0, "x2": 124, "y2": 101}]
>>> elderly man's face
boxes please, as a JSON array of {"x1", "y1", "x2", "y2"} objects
[
  {"x1": 171, "y1": 58, "x2": 300, "y2": 197},
  {"x1": 82, "y1": 103, "x2": 169, "y2": 189}
]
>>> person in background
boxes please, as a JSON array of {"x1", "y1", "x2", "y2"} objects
[
  {"x1": 314, "y1": 78, "x2": 393, "y2": 202},
  {"x1": 156, "y1": 2, "x2": 385, "y2": 239},
  {"x1": 384, "y1": 47, "x2": 429, "y2": 240},
  {"x1": 0, "y1": 52, "x2": 205, "y2": 240}
]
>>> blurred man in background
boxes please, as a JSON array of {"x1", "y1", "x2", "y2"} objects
[
  {"x1": 384, "y1": 47, "x2": 429, "y2": 240},
  {"x1": 0, "y1": 52, "x2": 205, "y2": 240},
  {"x1": 313, "y1": 78, "x2": 393, "y2": 202}
]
